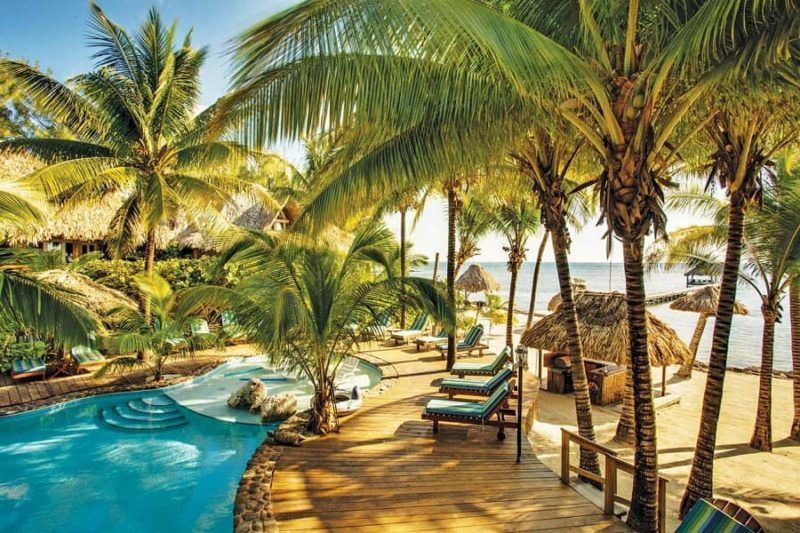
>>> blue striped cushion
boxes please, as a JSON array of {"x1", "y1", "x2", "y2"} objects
[{"x1": 12, "y1": 357, "x2": 46, "y2": 374}]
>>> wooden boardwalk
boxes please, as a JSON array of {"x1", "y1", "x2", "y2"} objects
[{"x1": 271, "y1": 343, "x2": 628, "y2": 532}]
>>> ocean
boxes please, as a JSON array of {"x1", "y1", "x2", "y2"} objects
[{"x1": 415, "y1": 261, "x2": 793, "y2": 371}]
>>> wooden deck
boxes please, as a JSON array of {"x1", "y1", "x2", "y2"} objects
[{"x1": 271, "y1": 343, "x2": 628, "y2": 532}]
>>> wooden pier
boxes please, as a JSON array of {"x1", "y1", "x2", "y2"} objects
[{"x1": 645, "y1": 289, "x2": 693, "y2": 306}]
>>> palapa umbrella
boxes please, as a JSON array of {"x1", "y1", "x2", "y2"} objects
[
  {"x1": 456, "y1": 264, "x2": 501, "y2": 323},
  {"x1": 670, "y1": 285, "x2": 748, "y2": 377},
  {"x1": 521, "y1": 291, "x2": 690, "y2": 395}
]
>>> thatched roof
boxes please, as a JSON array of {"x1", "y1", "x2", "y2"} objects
[
  {"x1": 547, "y1": 280, "x2": 587, "y2": 311},
  {"x1": 31, "y1": 270, "x2": 137, "y2": 317},
  {"x1": 670, "y1": 285, "x2": 748, "y2": 316},
  {"x1": 521, "y1": 291, "x2": 691, "y2": 366},
  {"x1": 456, "y1": 264, "x2": 500, "y2": 293}
]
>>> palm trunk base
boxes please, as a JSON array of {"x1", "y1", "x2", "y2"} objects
[
  {"x1": 310, "y1": 389, "x2": 338, "y2": 435},
  {"x1": 676, "y1": 364, "x2": 693, "y2": 379},
  {"x1": 790, "y1": 419, "x2": 800, "y2": 441},
  {"x1": 749, "y1": 427, "x2": 772, "y2": 452},
  {"x1": 613, "y1": 422, "x2": 636, "y2": 446}
]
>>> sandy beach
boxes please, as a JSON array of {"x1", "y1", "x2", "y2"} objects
[{"x1": 532, "y1": 365, "x2": 799, "y2": 531}]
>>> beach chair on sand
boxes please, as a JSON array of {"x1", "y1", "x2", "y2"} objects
[
  {"x1": 70, "y1": 345, "x2": 107, "y2": 373},
  {"x1": 422, "y1": 382, "x2": 516, "y2": 441},
  {"x1": 11, "y1": 356, "x2": 46, "y2": 381},
  {"x1": 415, "y1": 329, "x2": 447, "y2": 351},
  {"x1": 450, "y1": 347, "x2": 511, "y2": 378},
  {"x1": 437, "y1": 324, "x2": 487, "y2": 358},
  {"x1": 439, "y1": 366, "x2": 514, "y2": 398},
  {"x1": 677, "y1": 498, "x2": 764, "y2": 533},
  {"x1": 390, "y1": 313, "x2": 429, "y2": 345}
]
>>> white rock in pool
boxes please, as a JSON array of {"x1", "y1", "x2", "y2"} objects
[
  {"x1": 227, "y1": 378, "x2": 269, "y2": 412},
  {"x1": 260, "y1": 393, "x2": 297, "y2": 422}
]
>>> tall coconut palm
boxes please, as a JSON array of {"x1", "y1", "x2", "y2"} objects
[
  {"x1": 225, "y1": 3, "x2": 799, "y2": 529},
  {"x1": 487, "y1": 187, "x2": 540, "y2": 348},
  {"x1": 0, "y1": 3, "x2": 266, "y2": 324},
  {"x1": 512, "y1": 127, "x2": 602, "y2": 477},
  {"x1": 791, "y1": 279, "x2": 800, "y2": 441},
  {"x1": 455, "y1": 196, "x2": 495, "y2": 278},
  {"x1": 681, "y1": 94, "x2": 800, "y2": 515},
  {"x1": 187, "y1": 223, "x2": 454, "y2": 433}
]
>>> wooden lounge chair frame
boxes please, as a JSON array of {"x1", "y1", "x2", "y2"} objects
[
  {"x1": 390, "y1": 314, "x2": 429, "y2": 345},
  {"x1": 437, "y1": 325, "x2": 488, "y2": 358},
  {"x1": 421, "y1": 386, "x2": 518, "y2": 441},
  {"x1": 11, "y1": 357, "x2": 46, "y2": 381},
  {"x1": 439, "y1": 369, "x2": 515, "y2": 398},
  {"x1": 451, "y1": 348, "x2": 512, "y2": 378},
  {"x1": 415, "y1": 331, "x2": 447, "y2": 351}
]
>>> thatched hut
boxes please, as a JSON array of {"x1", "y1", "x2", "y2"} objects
[
  {"x1": 456, "y1": 264, "x2": 500, "y2": 294},
  {"x1": 670, "y1": 285, "x2": 748, "y2": 377},
  {"x1": 546, "y1": 279, "x2": 588, "y2": 312},
  {"x1": 521, "y1": 291, "x2": 690, "y2": 397},
  {"x1": 684, "y1": 265, "x2": 719, "y2": 287}
]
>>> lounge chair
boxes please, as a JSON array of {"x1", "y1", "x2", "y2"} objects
[
  {"x1": 421, "y1": 382, "x2": 515, "y2": 440},
  {"x1": 362, "y1": 311, "x2": 392, "y2": 340},
  {"x1": 390, "y1": 313, "x2": 429, "y2": 345},
  {"x1": 70, "y1": 345, "x2": 107, "y2": 373},
  {"x1": 190, "y1": 318, "x2": 211, "y2": 335},
  {"x1": 676, "y1": 498, "x2": 764, "y2": 532},
  {"x1": 221, "y1": 310, "x2": 245, "y2": 339},
  {"x1": 450, "y1": 347, "x2": 511, "y2": 378},
  {"x1": 436, "y1": 324, "x2": 487, "y2": 358},
  {"x1": 439, "y1": 366, "x2": 514, "y2": 398},
  {"x1": 415, "y1": 329, "x2": 447, "y2": 351},
  {"x1": 11, "y1": 356, "x2": 46, "y2": 381}
]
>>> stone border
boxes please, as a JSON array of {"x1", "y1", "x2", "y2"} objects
[{"x1": 233, "y1": 442, "x2": 283, "y2": 533}]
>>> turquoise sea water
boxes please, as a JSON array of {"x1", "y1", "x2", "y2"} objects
[{"x1": 418, "y1": 261, "x2": 793, "y2": 371}]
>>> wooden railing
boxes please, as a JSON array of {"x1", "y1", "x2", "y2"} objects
[{"x1": 560, "y1": 428, "x2": 668, "y2": 533}]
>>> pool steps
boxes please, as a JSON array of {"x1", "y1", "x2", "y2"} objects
[{"x1": 99, "y1": 394, "x2": 189, "y2": 432}]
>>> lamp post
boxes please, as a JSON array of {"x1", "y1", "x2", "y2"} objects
[{"x1": 514, "y1": 344, "x2": 529, "y2": 463}]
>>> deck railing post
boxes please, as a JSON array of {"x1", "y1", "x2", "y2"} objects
[
  {"x1": 604, "y1": 455, "x2": 616, "y2": 515},
  {"x1": 560, "y1": 429, "x2": 570, "y2": 483}
]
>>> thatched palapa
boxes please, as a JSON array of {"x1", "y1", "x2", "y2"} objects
[
  {"x1": 455, "y1": 264, "x2": 500, "y2": 294},
  {"x1": 31, "y1": 270, "x2": 137, "y2": 318},
  {"x1": 546, "y1": 278, "x2": 588, "y2": 312},
  {"x1": 521, "y1": 290, "x2": 690, "y2": 367},
  {"x1": 670, "y1": 285, "x2": 748, "y2": 316}
]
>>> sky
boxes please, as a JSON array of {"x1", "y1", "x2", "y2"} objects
[{"x1": 1, "y1": 1, "x2": 700, "y2": 263}]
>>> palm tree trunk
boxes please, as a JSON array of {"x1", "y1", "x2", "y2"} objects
[
  {"x1": 750, "y1": 304, "x2": 776, "y2": 451},
  {"x1": 677, "y1": 313, "x2": 708, "y2": 378},
  {"x1": 791, "y1": 281, "x2": 800, "y2": 441},
  {"x1": 526, "y1": 230, "x2": 549, "y2": 329},
  {"x1": 615, "y1": 365, "x2": 636, "y2": 445},
  {"x1": 505, "y1": 263, "x2": 518, "y2": 348},
  {"x1": 680, "y1": 193, "x2": 746, "y2": 517},
  {"x1": 622, "y1": 237, "x2": 659, "y2": 533},
  {"x1": 551, "y1": 223, "x2": 600, "y2": 478},
  {"x1": 446, "y1": 186, "x2": 457, "y2": 370},
  {"x1": 400, "y1": 208, "x2": 407, "y2": 329},
  {"x1": 432, "y1": 252, "x2": 440, "y2": 283},
  {"x1": 143, "y1": 227, "x2": 157, "y2": 325}
]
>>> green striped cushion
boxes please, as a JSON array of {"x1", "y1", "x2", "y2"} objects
[
  {"x1": 190, "y1": 319, "x2": 211, "y2": 335},
  {"x1": 440, "y1": 367, "x2": 512, "y2": 391},
  {"x1": 676, "y1": 499, "x2": 753, "y2": 533},
  {"x1": 12, "y1": 356, "x2": 46, "y2": 374},
  {"x1": 463, "y1": 326, "x2": 482, "y2": 346},
  {"x1": 451, "y1": 348, "x2": 509, "y2": 373},
  {"x1": 409, "y1": 313, "x2": 428, "y2": 331},
  {"x1": 221, "y1": 311, "x2": 238, "y2": 327},
  {"x1": 426, "y1": 383, "x2": 509, "y2": 418},
  {"x1": 71, "y1": 346, "x2": 104, "y2": 364}
]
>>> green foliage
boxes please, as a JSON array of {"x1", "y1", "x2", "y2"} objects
[{"x1": 83, "y1": 257, "x2": 244, "y2": 298}]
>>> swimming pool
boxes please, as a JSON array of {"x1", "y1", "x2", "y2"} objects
[{"x1": 0, "y1": 356, "x2": 382, "y2": 532}]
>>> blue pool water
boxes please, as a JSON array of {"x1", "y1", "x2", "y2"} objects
[
  {"x1": 0, "y1": 390, "x2": 271, "y2": 533},
  {"x1": 0, "y1": 356, "x2": 383, "y2": 532}
]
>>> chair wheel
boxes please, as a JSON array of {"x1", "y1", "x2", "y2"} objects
[{"x1": 497, "y1": 431, "x2": 506, "y2": 441}]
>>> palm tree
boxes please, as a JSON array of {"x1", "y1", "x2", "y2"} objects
[
  {"x1": 487, "y1": 189, "x2": 540, "y2": 348},
  {"x1": 0, "y1": 3, "x2": 265, "y2": 324},
  {"x1": 681, "y1": 95, "x2": 800, "y2": 515},
  {"x1": 96, "y1": 273, "x2": 203, "y2": 381},
  {"x1": 225, "y1": 3, "x2": 798, "y2": 529},
  {"x1": 444, "y1": 177, "x2": 463, "y2": 371},
  {"x1": 791, "y1": 279, "x2": 800, "y2": 441},
  {"x1": 455, "y1": 196, "x2": 494, "y2": 278},
  {"x1": 512, "y1": 128, "x2": 602, "y2": 478},
  {"x1": 192, "y1": 223, "x2": 454, "y2": 433},
  {"x1": 0, "y1": 171, "x2": 98, "y2": 345}
]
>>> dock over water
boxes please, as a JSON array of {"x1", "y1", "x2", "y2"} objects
[{"x1": 645, "y1": 289, "x2": 693, "y2": 306}]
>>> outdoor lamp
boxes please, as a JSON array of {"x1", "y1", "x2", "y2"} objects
[{"x1": 514, "y1": 344, "x2": 529, "y2": 369}]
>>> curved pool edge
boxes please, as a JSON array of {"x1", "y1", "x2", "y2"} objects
[
  {"x1": 0, "y1": 356, "x2": 255, "y2": 421},
  {"x1": 232, "y1": 352, "x2": 393, "y2": 533}
]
